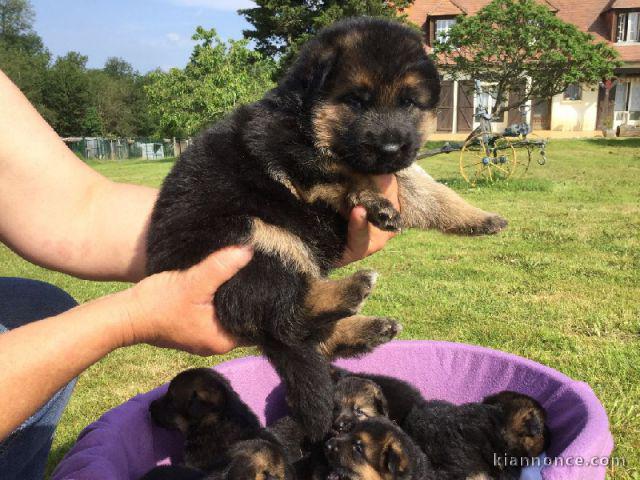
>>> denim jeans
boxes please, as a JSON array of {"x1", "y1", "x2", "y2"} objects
[{"x1": 0, "y1": 278, "x2": 78, "y2": 480}]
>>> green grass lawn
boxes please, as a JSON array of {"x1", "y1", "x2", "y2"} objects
[{"x1": 1, "y1": 139, "x2": 638, "y2": 478}]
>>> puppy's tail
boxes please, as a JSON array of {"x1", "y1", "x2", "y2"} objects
[{"x1": 262, "y1": 340, "x2": 333, "y2": 442}]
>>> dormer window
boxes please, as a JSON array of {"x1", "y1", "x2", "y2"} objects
[
  {"x1": 616, "y1": 12, "x2": 640, "y2": 43},
  {"x1": 435, "y1": 18, "x2": 456, "y2": 43}
]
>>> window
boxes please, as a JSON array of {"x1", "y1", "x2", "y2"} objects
[
  {"x1": 616, "y1": 12, "x2": 640, "y2": 43},
  {"x1": 563, "y1": 84, "x2": 582, "y2": 101},
  {"x1": 615, "y1": 82, "x2": 629, "y2": 111},
  {"x1": 613, "y1": 82, "x2": 640, "y2": 121},
  {"x1": 477, "y1": 85, "x2": 506, "y2": 120},
  {"x1": 630, "y1": 83, "x2": 640, "y2": 121},
  {"x1": 434, "y1": 18, "x2": 456, "y2": 44}
]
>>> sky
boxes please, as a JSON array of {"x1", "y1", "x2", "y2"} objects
[{"x1": 31, "y1": 0, "x2": 257, "y2": 73}]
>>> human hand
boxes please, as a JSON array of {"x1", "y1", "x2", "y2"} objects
[
  {"x1": 338, "y1": 174, "x2": 400, "y2": 266},
  {"x1": 120, "y1": 246, "x2": 253, "y2": 356}
]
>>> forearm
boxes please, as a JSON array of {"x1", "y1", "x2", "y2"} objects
[
  {"x1": 0, "y1": 290, "x2": 131, "y2": 440},
  {"x1": 0, "y1": 70, "x2": 157, "y2": 282}
]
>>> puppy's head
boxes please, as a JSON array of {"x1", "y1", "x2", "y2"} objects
[
  {"x1": 224, "y1": 438, "x2": 293, "y2": 480},
  {"x1": 149, "y1": 368, "x2": 232, "y2": 433},
  {"x1": 333, "y1": 376, "x2": 389, "y2": 434},
  {"x1": 483, "y1": 390, "x2": 550, "y2": 458},
  {"x1": 324, "y1": 417, "x2": 424, "y2": 480},
  {"x1": 281, "y1": 17, "x2": 440, "y2": 174}
]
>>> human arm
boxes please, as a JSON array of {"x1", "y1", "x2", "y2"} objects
[
  {"x1": 0, "y1": 69, "x2": 158, "y2": 282},
  {"x1": 0, "y1": 246, "x2": 252, "y2": 441}
]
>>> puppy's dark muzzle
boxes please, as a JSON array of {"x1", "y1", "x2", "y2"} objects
[
  {"x1": 325, "y1": 437, "x2": 339, "y2": 459},
  {"x1": 333, "y1": 417, "x2": 354, "y2": 434},
  {"x1": 357, "y1": 116, "x2": 419, "y2": 173}
]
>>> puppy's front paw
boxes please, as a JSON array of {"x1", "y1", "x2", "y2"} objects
[{"x1": 366, "y1": 201, "x2": 402, "y2": 232}]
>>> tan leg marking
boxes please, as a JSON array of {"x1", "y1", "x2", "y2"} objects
[
  {"x1": 305, "y1": 271, "x2": 377, "y2": 318},
  {"x1": 317, "y1": 315, "x2": 398, "y2": 359},
  {"x1": 250, "y1": 218, "x2": 320, "y2": 276}
]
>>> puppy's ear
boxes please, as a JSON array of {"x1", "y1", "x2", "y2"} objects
[
  {"x1": 382, "y1": 440, "x2": 409, "y2": 478},
  {"x1": 374, "y1": 389, "x2": 389, "y2": 418},
  {"x1": 187, "y1": 388, "x2": 225, "y2": 419},
  {"x1": 281, "y1": 41, "x2": 338, "y2": 101}
]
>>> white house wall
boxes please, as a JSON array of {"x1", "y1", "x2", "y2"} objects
[{"x1": 549, "y1": 86, "x2": 599, "y2": 132}]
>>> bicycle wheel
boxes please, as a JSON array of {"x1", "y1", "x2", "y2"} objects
[
  {"x1": 509, "y1": 133, "x2": 544, "y2": 177},
  {"x1": 459, "y1": 133, "x2": 517, "y2": 185}
]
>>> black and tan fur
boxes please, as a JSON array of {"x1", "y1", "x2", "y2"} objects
[
  {"x1": 324, "y1": 417, "x2": 435, "y2": 480},
  {"x1": 148, "y1": 368, "x2": 262, "y2": 472},
  {"x1": 331, "y1": 368, "x2": 427, "y2": 429},
  {"x1": 401, "y1": 391, "x2": 548, "y2": 480},
  {"x1": 328, "y1": 373, "x2": 548, "y2": 480},
  {"x1": 139, "y1": 435, "x2": 293, "y2": 480},
  {"x1": 146, "y1": 17, "x2": 507, "y2": 441}
]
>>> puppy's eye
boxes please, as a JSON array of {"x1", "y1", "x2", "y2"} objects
[
  {"x1": 400, "y1": 96, "x2": 418, "y2": 108},
  {"x1": 342, "y1": 92, "x2": 370, "y2": 110},
  {"x1": 353, "y1": 406, "x2": 366, "y2": 418},
  {"x1": 353, "y1": 439, "x2": 364, "y2": 455}
]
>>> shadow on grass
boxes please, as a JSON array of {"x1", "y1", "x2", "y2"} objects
[
  {"x1": 435, "y1": 176, "x2": 553, "y2": 192},
  {"x1": 87, "y1": 157, "x2": 177, "y2": 167},
  {"x1": 582, "y1": 138, "x2": 640, "y2": 148}
]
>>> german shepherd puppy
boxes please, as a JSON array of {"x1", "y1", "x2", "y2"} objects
[
  {"x1": 139, "y1": 436, "x2": 293, "y2": 480},
  {"x1": 329, "y1": 373, "x2": 548, "y2": 479},
  {"x1": 400, "y1": 392, "x2": 548, "y2": 479},
  {"x1": 331, "y1": 368, "x2": 427, "y2": 432},
  {"x1": 146, "y1": 17, "x2": 507, "y2": 440},
  {"x1": 324, "y1": 417, "x2": 435, "y2": 480},
  {"x1": 149, "y1": 368, "x2": 261, "y2": 471}
]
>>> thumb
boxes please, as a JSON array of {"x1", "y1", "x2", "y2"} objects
[
  {"x1": 187, "y1": 246, "x2": 253, "y2": 294},
  {"x1": 345, "y1": 206, "x2": 370, "y2": 260}
]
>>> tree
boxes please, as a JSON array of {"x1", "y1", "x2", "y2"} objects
[
  {"x1": 82, "y1": 105, "x2": 104, "y2": 136},
  {"x1": 433, "y1": 0, "x2": 621, "y2": 115},
  {"x1": 87, "y1": 58, "x2": 142, "y2": 137},
  {"x1": 0, "y1": 0, "x2": 34, "y2": 40},
  {"x1": 0, "y1": 0, "x2": 52, "y2": 119},
  {"x1": 103, "y1": 56, "x2": 135, "y2": 79},
  {"x1": 145, "y1": 27, "x2": 275, "y2": 138},
  {"x1": 239, "y1": 0, "x2": 415, "y2": 75},
  {"x1": 44, "y1": 52, "x2": 92, "y2": 137}
]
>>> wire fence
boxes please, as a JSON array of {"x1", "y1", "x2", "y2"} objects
[{"x1": 62, "y1": 137, "x2": 193, "y2": 161}]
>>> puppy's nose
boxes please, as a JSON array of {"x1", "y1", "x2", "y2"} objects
[
  {"x1": 325, "y1": 437, "x2": 338, "y2": 453},
  {"x1": 334, "y1": 419, "x2": 353, "y2": 433}
]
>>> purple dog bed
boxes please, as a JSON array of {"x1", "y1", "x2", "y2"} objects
[{"x1": 52, "y1": 340, "x2": 613, "y2": 480}]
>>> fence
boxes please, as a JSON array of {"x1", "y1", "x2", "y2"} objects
[{"x1": 62, "y1": 137, "x2": 193, "y2": 161}]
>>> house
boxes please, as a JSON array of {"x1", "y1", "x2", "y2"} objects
[{"x1": 406, "y1": 0, "x2": 640, "y2": 133}]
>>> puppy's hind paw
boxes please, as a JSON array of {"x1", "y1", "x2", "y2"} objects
[
  {"x1": 346, "y1": 316, "x2": 402, "y2": 357},
  {"x1": 457, "y1": 213, "x2": 508, "y2": 236},
  {"x1": 368, "y1": 317, "x2": 402, "y2": 345},
  {"x1": 344, "y1": 270, "x2": 378, "y2": 313},
  {"x1": 478, "y1": 214, "x2": 508, "y2": 235}
]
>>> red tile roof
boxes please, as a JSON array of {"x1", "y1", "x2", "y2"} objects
[
  {"x1": 406, "y1": 0, "x2": 464, "y2": 25},
  {"x1": 407, "y1": 0, "x2": 640, "y2": 62},
  {"x1": 609, "y1": 0, "x2": 640, "y2": 8}
]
